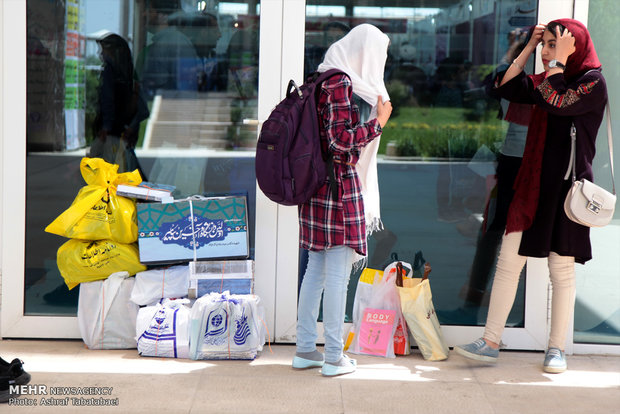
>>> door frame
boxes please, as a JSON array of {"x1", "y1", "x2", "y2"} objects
[{"x1": 268, "y1": 0, "x2": 306, "y2": 343}]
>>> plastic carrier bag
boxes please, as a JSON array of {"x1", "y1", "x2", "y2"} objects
[
  {"x1": 346, "y1": 265, "x2": 409, "y2": 358},
  {"x1": 345, "y1": 267, "x2": 410, "y2": 356},
  {"x1": 130, "y1": 265, "x2": 190, "y2": 306},
  {"x1": 397, "y1": 262, "x2": 450, "y2": 361},
  {"x1": 188, "y1": 292, "x2": 265, "y2": 360},
  {"x1": 346, "y1": 268, "x2": 377, "y2": 347},
  {"x1": 57, "y1": 238, "x2": 146, "y2": 289},
  {"x1": 136, "y1": 298, "x2": 191, "y2": 358},
  {"x1": 383, "y1": 262, "x2": 411, "y2": 356},
  {"x1": 78, "y1": 272, "x2": 139, "y2": 349},
  {"x1": 45, "y1": 157, "x2": 142, "y2": 244}
]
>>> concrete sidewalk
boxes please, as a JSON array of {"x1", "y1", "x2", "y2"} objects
[{"x1": 0, "y1": 339, "x2": 619, "y2": 413}]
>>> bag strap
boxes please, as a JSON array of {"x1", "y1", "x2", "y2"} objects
[
  {"x1": 312, "y1": 68, "x2": 348, "y2": 84},
  {"x1": 564, "y1": 123, "x2": 578, "y2": 182},
  {"x1": 311, "y1": 69, "x2": 349, "y2": 203},
  {"x1": 605, "y1": 103, "x2": 616, "y2": 194},
  {"x1": 564, "y1": 102, "x2": 615, "y2": 195}
]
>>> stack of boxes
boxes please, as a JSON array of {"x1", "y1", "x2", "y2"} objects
[
  {"x1": 135, "y1": 194, "x2": 254, "y2": 297},
  {"x1": 129, "y1": 192, "x2": 262, "y2": 360}
]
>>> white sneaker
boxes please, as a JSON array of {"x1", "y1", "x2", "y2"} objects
[{"x1": 321, "y1": 355, "x2": 356, "y2": 377}]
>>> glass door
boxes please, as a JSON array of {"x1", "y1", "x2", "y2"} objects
[
  {"x1": 1, "y1": 0, "x2": 284, "y2": 338},
  {"x1": 274, "y1": 0, "x2": 560, "y2": 351},
  {"x1": 571, "y1": 0, "x2": 620, "y2": 354}
]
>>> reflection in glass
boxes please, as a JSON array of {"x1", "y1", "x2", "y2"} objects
[
  {"x1": 25, "y1": 0, "x2": 260, "y2": 315},
  {"x1": 573, "y1": 0, "x2": 620, "y2": 345},
  {"x1": 303, "y1": 1, "x2": 537, "y2": 327},
  {"x1": 89, "y1": 32, "x2": 150, "y2": 178}
]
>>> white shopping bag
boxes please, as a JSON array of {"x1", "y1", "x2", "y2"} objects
[
  {"x1": 78, "y1": 271, "x2": 139, "y2": 349},
  {"x1": 188, "y1": 292, "x2": 265, "y2": 360},
  {"x1": 136, "y1": 298, "x2": 191, "y2": 358},
  {"x1": 131, "y1": 265, "x2": 190, "y2": 306}
]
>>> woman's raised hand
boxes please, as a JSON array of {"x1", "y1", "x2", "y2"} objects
[
  {"x1": 526, "y1": 24, "x2": 546, "y2": 51},
  {"x1": 554, "y1": 26, "x2": 576, "y2": 61},
  {"x1": 376, "y1": 96, "x2": 392, "y2": 128}
]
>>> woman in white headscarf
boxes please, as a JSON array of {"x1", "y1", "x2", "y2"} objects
[{"x1": 294, "y1": 24, "x2": 392, "y2": 377}]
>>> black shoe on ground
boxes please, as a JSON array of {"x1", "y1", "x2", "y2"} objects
[{"x1": 0, "y1": 358, "x2": 31, "y2": 385}]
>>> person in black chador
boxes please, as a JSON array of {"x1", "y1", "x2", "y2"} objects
[{"x1": 89, "y1": 33, "x2": 149, "y2": 177}]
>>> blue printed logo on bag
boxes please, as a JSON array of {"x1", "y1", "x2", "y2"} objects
[
  {"x1": 136, "y1": 299, "x2": 191, "y2": 359},
  {"x1": 203, "y1": 300, "x2": 251, "y2": 347},
  {"x1": 189, "y1": 292, "x2": 265, "y2": 360}
]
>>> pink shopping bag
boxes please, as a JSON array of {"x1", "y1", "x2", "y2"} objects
[{"x1": 358, "y1": 308, "x2": 396, "y2": 356}]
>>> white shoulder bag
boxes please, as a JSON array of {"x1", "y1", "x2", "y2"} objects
[{"x1": 563, "y1": 103, "x2": 616, "y2": 227}]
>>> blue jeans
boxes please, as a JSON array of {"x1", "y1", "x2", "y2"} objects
[{"x1": 296, "y1": 246, "x2": 355, "y2": 363}]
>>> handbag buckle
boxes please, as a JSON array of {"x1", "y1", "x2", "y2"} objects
[{"x1": 586, "y1": 200, "x2": 602, "y2": 214}]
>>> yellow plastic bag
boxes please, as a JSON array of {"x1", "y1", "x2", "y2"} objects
[
  {"x1": 397, "y1": 264, "x2": 449, "y2": 361},
  {"x1": 57, "y1": 238, "x2": 147, "y2": 289},
  {"x1": 45, "y1": 158, "x2": 142, "y2": 244}
]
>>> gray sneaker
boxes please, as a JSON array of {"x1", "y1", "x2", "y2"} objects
[
  {"x1": 455, "y1": 337, "x2": 499, "y2": 363},
  {"x1": 543, "y1": 348, "x2": 567, "y2": 373}
]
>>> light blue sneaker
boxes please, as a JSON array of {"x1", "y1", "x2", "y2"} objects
[
  {"x1": 543, "y1": 348, "x2": 567, "y2": 373},
  {"x1": 292, "y1": 355, "x2": 324, "y2": 369},
  {"x1": 455, "y1": 337, "x2": 499, "y2": 363},
  {"x1": 321, "y1": 355, "x2": 356, "y2": 377}
]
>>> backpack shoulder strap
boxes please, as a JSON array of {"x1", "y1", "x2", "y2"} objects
[
  {"x1": 312, "y1": 69, "x2": 349, "y2": 85},
  {"x1": 310, "y1": 69, "x2": 349, "y2": 204}
]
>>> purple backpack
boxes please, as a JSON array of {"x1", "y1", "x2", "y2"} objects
[{"x1": 255, "y1": 69, "x2": 346, "y2": 206}]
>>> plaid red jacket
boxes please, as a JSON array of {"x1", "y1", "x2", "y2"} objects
[{"x1": 298, "y1": 74, "x2": 381, "y2": 256}]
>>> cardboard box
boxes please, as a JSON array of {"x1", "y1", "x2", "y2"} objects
[
  {"x1": 188, "y1": 260, "x2": 254, "y2": 298},
  {"x1": 137, "y1": 196, "x2": 249, "y2": 264}
]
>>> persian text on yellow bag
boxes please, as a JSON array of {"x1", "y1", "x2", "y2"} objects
[
  {"x1": 45, "y1": 157, "x2": 142, "y2": 243},
  {"x1": 57, "y1": 239, "x2": 146, "y2": 289}
]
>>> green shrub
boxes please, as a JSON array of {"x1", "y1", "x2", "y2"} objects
[{"x1": 380, "y1": 107, "x2": 506, "y2": 159}]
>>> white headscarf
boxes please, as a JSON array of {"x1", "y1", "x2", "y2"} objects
[{"x1": 317, "y1": 23, "x2": 390, "y2": 236}]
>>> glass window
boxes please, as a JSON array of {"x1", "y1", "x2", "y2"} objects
[
  {"x1": 574, "y1": 0, "x2": 620, "y2": 346},
  {"x1": 302, "y1": 0, "x2": 538, "y2": 327},
  {"x1": 25, "y1": 0, "x2": 260, "y2": 315}
]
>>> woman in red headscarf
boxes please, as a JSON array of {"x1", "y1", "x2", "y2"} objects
[{"x1": 455, "y1": 19, "x2": 607, "y2": 373}]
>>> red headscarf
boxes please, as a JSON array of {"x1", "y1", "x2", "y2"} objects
[{"x1": 505, "y1": 19, "x2": 602, "y2": 234}]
